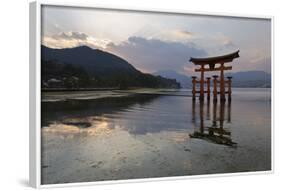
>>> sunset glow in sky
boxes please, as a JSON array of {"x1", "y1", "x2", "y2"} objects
[{"x1": 42, "y1": 5, "x2": 271, "y2": 75}]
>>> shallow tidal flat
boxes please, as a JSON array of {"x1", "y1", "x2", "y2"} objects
[{"x1": 41, "y1": 88, "x2": 271, "y2": 184}]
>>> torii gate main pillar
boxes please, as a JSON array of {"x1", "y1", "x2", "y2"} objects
[
  {"x1": 199, "y1": 65, "x2": 205, "y2": 100},
  {"x1": 220, "y1": 63, "x2": 226, "y2": 101}
]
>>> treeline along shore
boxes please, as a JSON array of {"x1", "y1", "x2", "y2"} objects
[{"x1": 41, "y1": 87, "x2": 120, "y2": 92}]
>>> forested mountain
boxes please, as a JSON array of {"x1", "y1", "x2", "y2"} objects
[{"x1": 41, "y1": 45, "x2": 180, "y2": 89}]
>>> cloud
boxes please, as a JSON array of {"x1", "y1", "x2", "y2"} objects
[
  {"x1": 52, "y1": 32, "x2": 88, "y2": 40},
  {"x1": 107, "y1": 36, "x2": 207, "y2": 74},
  {"x1": 151, "y1": 29, "x2": 195, "y2": 42},
  {"x1": 193, "y1": 33, "x2": 237, "y2": 56},
  {"x1": 172, "y1": 29, "x2": 193, "y2": 38},
  {"x1": 42, "y1": 31, "x2": 111, "y2": 49},
  {"x1": 213, "y1": 33, "x2": 236, "y2": 49},
  {"x1": 163, "y1": 29, "x2": 195, "y2": 41},
  {"x1": 221, "y1": 38, "x2": 235, "y2": 48}
]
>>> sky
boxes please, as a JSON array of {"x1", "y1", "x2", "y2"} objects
[{"x1": 42, "y1": 5, "x2": 271, "y2": 75}]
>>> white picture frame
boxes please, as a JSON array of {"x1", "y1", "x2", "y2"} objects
[{"x1": 29, "y1": 0, "x2": 274, "y2": 188}]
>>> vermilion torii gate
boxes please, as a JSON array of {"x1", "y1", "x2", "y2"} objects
[{"x1": 189, "y1": 50, "x2": 239, "y2": 102}]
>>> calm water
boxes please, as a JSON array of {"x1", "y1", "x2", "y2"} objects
[{"x1": 41, "y1": 88, "x2": 271, "y2": 184}]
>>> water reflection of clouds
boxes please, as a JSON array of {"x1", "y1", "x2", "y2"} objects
[
  {"x1": 42, "y1": 111, "x2": 193, "y2": 144},
  {"x1": 42, "y1": 117, "x2": 114, "y2": 139},
  {"x1": 41, "y1": 94, "x2": 160, "y2": 127},
  {"x1": 42, "y1": 95, "x2": 194, "y2": 136}
]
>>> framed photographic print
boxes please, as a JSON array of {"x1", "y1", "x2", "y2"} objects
[{"x1": 29, "y1": 1, "x2": 273, "y2": 188}]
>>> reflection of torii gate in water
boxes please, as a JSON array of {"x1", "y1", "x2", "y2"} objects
[
  {"x1": 190, "y1": 100, "x2": 236, "y2": 147},
  {"x1": 189, "y1": 51, "x2": 240, "y2": 102}
]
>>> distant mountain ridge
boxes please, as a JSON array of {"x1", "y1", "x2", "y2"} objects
[
  {"x1": 154, "y1": 70, "x2": 271, "y2": 88},
  {"x1": 153, "y1": 70, "x2": 192, "y2": 88},
  {"x1": 225, "y1": 71, "x2": 271, "y2": 88},
  {"x1": 41, "y1": 45, "x2": 180, "y2": 89}
]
